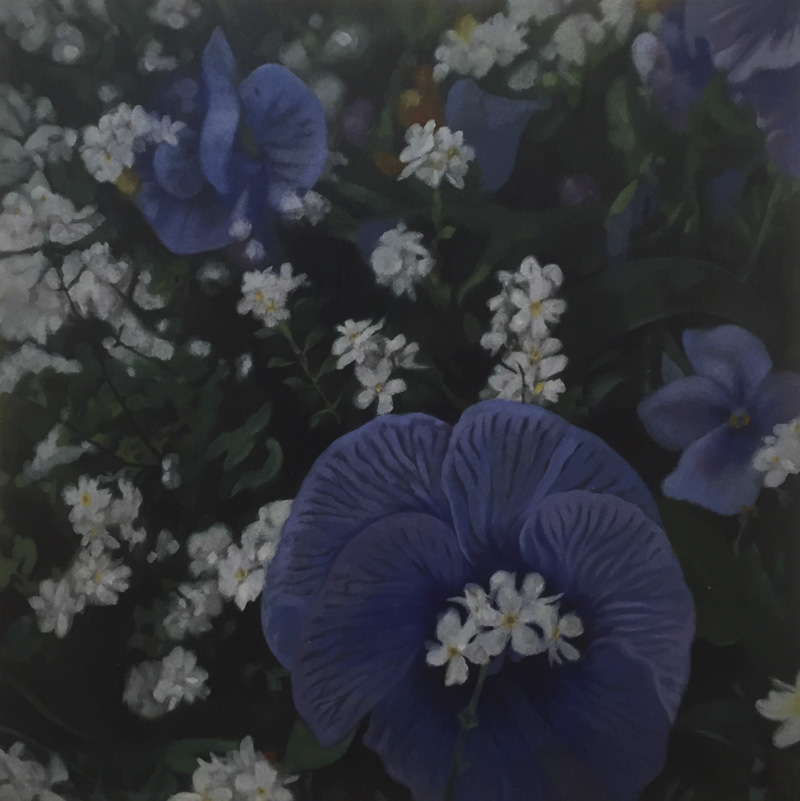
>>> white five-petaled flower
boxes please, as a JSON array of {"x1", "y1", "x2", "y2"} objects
[
  {"x1": 70, "y1": 550, "x2": 132, "y2": 605},
  {"x1": 187, "y1": 525, "x2": 233, "y2": 578},
  {"x1": 473, "y1": 571, "x2": 551, "y2": 658},
  {"x1": 426, "y1": 609, "x2": 488, "y2": 686},
  {"x1": 217, "y1": 544, "x2": 265, "y2": 611},
  {"x1": 354, "y1": 359, "x2": 407, "y2": 415},
  {"x1": 486, "y1": 348, "x2": 567, "y2": 405},
  {"x1": 331, "y1": 319, "x2": 384, "y2": 369},
  {"x1": 370, "y1": 223, "x2": 435, "y2": 299},
  {"x1": 756, "y1": 671, "x2": 800, "y2": 748},
  {"x1": 234, "y1": 759, "x2": 294, "y2": 801},
  {"x1": 753, "y1": 418, "x2": 800, "y2": 489},
  {"x1": 538, "y1": 603, "x2": 584, "y2": 665},
  {"x1": 237, "y1": 264, "x2": 306, "y2": 328},
  {"x1": 28, "y1": 576, "x2": 86, "y2": 638},
  {"x1": 399, "y1": 121, "x2": 475, "y2": 189},
  {"x1": 507, "y1": 258, "x2": 566, "y2": 338}
]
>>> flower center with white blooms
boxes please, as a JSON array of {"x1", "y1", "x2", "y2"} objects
[
  {"x1": 425, "y1": 570, "x2": 584, "y2": 686},
  {"x1": 234, "y1": 567, "x2": 249, "y2": 582},
  {"x1": 80, "y1": 491, "x2": 93, "y2": 507},
  {"x1": 529, "y1": 300, "x2": 543, "y2": 318}
]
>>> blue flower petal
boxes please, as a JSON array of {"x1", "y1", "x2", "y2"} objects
[
  {"x1": 441, "y1": 401, "x2": 659, "y2": 563},
  {"x1": 662, "y1": 424, "x2": 762, "y2": 514},
  {"x1": 742, "y1": 65, "x2": 800, "y2": 178},
  {"x1": 238, "y1": 64, "x2": 328, "y2": 207},
  {"x1": 444, "y1": 79, "x2": 544, "y2": 193},
  {"x1": 152, "y1": 129, "x2": 204, "y2": 199},
  {"x1": 519, "y1": 491, "x2": 694, "y2": 721},
  {"x1": 136, "y1": 162, "x2": 238, "y2": 254},
  {"x1": 684, "y1": 0, "x2": 800, "y2": 83},
  {"x1": 637, "y1": 375, "x2": 732, "y2": 451},
  {"x1": 262, "y1": 414, "x2": 452, "y2": 669},
  {"x1": 199, "y1": 28, "x2": 241, "y2": 195},
  {"x1": 292, "y1": 512, "x2": 470, "y2": 747},
  {"x1": 682, "y1": 325, "x2": 772, "y2": 402},
  {"x1": 751, "y1": 371, "x2": 800, "y2": 433}
]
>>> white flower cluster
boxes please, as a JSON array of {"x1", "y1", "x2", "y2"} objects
[
  {"x1": 279, "y1": 190, "x2": 331, "y2": 226},
  {"x1": 237, "y1": 264, "x2": 307, "y2": 328},
  {"x1": 62, "y1": 242, "x2": 174, "y2": 361},
  {"x1": 332, "y1": 319, "x2": 424, "y2": 415},
  {"x1": 426, "y1": 570, "x2": 583, "y2": 686},
  {"x1": 753, "y1": 418, "x2": 800, "y2": 489},
  {"x1": 149, "y1": 0, "x2": 202, "y2": 30},
  {"x1": 757, "y1": 670, "x2": 800, "y2": 748},
  {"x1": 0, "y1": 84, "x2": 76, "y2": 188},
  {"x1": 481, "y1": 256, "x2": 568, "y2": 405},
  {"x1": 0, "y1": 171, "x2": 102, "y2": 252},
  {"x1": 369, "y1": 223, "x2": 435, "y2": 299},
  {"x1": 166, "y1": 736, "x2": 295, "y2": 801},
  {"x1": 0, "y1": 343, "x2": 81, "y2": 395},
  {"x1": 81, "y1": 103, "x2": 184, "y2": 184},
  {"x1": 167, "y1": 501, "x2": 292, "y2": 639},
  {"x1": 123, "y1": 646, "x2": 209, "y2": 720},
  {"x1": 0, "y1": 741, "x2": 69, "y2": 801},
  {"x1": 138, "y1": 39, "x2": 179, "y2": 74},
  {"x1": 0, "y1": 0, "x2": 105, "y2": 64},
  {"x1": 23, "y1": 424, "x2": 95, "y2": 482},
  {"x1": 27, "y1": 475, "x2": 145, "y2": 638},
  {"x1": 398, "y1": 121, "x2": 475, "y2": 190},
  {"x1": 433, "y1": 13, "x2": 529, "y2": 82}
]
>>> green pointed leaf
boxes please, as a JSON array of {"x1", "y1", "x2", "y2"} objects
[{"x1": 283, "y1": 719, "x2": 355, "y2": 773}]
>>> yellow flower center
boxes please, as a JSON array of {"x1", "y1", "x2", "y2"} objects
[
  {"x1": 92, "y1": 571, "x2": 103, "y2": 583},
  {"x1": 253, "y1": 290, "x2": 264, "y2": 303},
  {"x1": 446, "y1": 645, "x2": 462, "y2": 660},
  {"x1": 235, "y1": 568, "x2": 249, "y2": 582},
  {"x1": 527, "y1": 347, "x2": 542, "y2": 365},
  {"x1": 782, "y1": 690, "x2": 800, "y2": 718},
  {"x1": 502, "y1": 612, "x2": 519, "y2": 630},
  {"x1": 114, "y1": 167, "x2": 141, "y2": 197},
  {"x1": 454, "y1": 15, "x2": 479, "y2": 42},
  {"x1": 103, "y1": 151, "x2": 112, "y2": 162},
  {"x1": 533, "y1": 381, "x2": 547, "y2": 395},
  {"x1": 80, "y1": 492, "x2": 93, "y2": 507},
  {"x1": 729, "y1": 411, "x2": 751, "y2": 429},
  {"x1": 529, "y1": 300, "x2": 543, "y2": 318},
  {"x1": 256, "y1": 787, "x2": 268, "y2": 799},
  {"x1": 551, "y1": 625, "x2": 561, "y2": 641},
  {"x1": 375, "y1": 382, "x2": 384, "y2": 394},
  {"x1": 265, "y1": 300, "x2": 278, "y2": 314}
]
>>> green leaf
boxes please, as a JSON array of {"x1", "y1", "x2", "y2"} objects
[
  {"x1": 561, "y1": 258, "x2": 776, "y2": 363},
  {"x1": 207, "y1": 404, "x2": 273, "y2": 470},
  {"x1": 226, "y1": 438, "x2": 283, "y2": 497},
  {"x1": 283, "y1": 718, "x2": 355, "y2": 773},
  {"x1": 606, "y1": 78, "x2": 638, "y2": 154},
  {"x1": 607, "y1": 180, "x2": 639, "y2": 217},
  {"x1": 267, "y1": 357, "x2": 295, "y2": 369},
  {"x1": 676, "y1": 701, "x2": 759, "y2": 754},
  {"x1": 0, "y1": 553, "x2": 17, "y2": 590},
  {"x1": 11, "y1": 537, "x2": 36, "y2": 578}
]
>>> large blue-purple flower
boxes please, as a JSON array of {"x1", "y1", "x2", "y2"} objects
[
  {"x1": 262, "y1": 400, "x2": 694, "y2": 801},
  {"x1": 136, "y1": 29, "x2": 327, "y2": 256},
  {"x1": 684, "y1": 0, "x2": 800, "y2": 177},
  {"x1": 638, "y1": 325, "x2": 800, "y2": 515}
]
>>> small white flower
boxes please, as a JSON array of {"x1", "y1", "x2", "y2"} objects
[
  {"x1": 149, "y1": 0, "x2": 202, "y2": 29},
  {"x1": 153, "y1": 647, "x2": 210, "y2": 710},
  {"x1": 753, "y1": 419, "x2": 800, "y2": 489},
  {"x1": 0, "y1": 742, "x2": 69, "y2": 801},
  {"x1": 543, "y1": 13, "x2": 605, "y2": 69},
  {"x1": 124, "y1": 660, "x2": 169, "y2": 719},
  {"x1": 236, "y1": 353, "x2": 253, "y2": 380},
  {"x1": 51, "y1": 23, "x2": 84, "y2": 65},
  {"x1": 370, "y1": 223, "x2": 435, "y2": 299},
  {"x1": 23, "y1": 424, "x2": 94, "y2": 481},
  {"x1": 70, "y1": 550, "x2": 132, "y2": 605},
  {"x1": 138, "y1": 39, "x2": 178, "y2": 73},
  {"x1": 473, "y1": 571, "x2": 549, "y2": 658},
  {"x1": 538, "y1": 603, "x2": 584, "y2": 665},
  {"x1": 331, "y1": 319, "x2": 384, "y2": 369},
  {"x1": 0, "y1": 344, "x2": 81, "y2": 395},
  {"x1": 234, "y1": 757, "x2": 294, "y2": 801},
  {"x1": 756, "y1": 671, "x2": 800, "y2": 748},
  {"x1": 148, "y1": 529, "x2": 180, "y2": 563},
  {"x1": 507, "y1": 257, "x2": 566, "y2": 337},
  {"x1": 279, "y1": 190, "x2": 331, "y2": 225},
  {"x1": 241, "y1": 500, "x2": 293, "y2": 565},
  {"x1": 354, "y1": 359, "x2": 407, "y2": 415},
  {"x1": 28, "y1": 576, "x2": 86, "y2": 638},
  {"x1": 237, "y1": 264, "x2": 306, "y2": 328},
  {"x1": 187, "y1": 525, "x2": 233, "y2": 578},
  {"x1": 23, "y1": 124, "x2": 77, "y2": 169},
  {"x1": 167, "y1": 770, "x2": 232, "y2": 801},
  {"x1": 163, "y1": 580, "x2": 224, "y2": 640},
  {"x1": 109, "y1": 478, "x2": 146, "y2": 547},
  {"x1": 161, "y1": 453, "x2": 182, "y2": 489},
  {"x1": 425, "y1": 609, "x2": 487, "y2": 686},
  {"x1": 487, "y1": 348, "x2": 567, "y2": 405},
  {"x1": 399, "y1": 122, "x2": 475, "y2": 189},
  {"x1": 383, "y1": 334, "x2": 425, "y2": 370},
  {"x1": 217, "y1": 545, "x2": 265, "y2": 611}
]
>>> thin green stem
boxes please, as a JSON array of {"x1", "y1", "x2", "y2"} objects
[
  {"x1": 745, "y1": 178, "x2": 784, "y2": 279},
  {"x1": 279, "y1": 323, "x2": 341, "y2": 426},
  {"x1": 445, "y1": 663, "x2": 490, "y2": 801}
]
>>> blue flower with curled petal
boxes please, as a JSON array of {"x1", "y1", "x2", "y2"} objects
[
  {"x1": 638, "y1": 325, "x2": 800, "y2": 515},
  {"x1": 136, "y1": 29, "x2": 327, "y2": 256},
  {"x1": 262, "y1": 400, "x2": 694, "y2": 801}
]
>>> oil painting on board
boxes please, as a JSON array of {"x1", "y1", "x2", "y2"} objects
[{"x1": 0, "y1": 1, "x2": 799, "y2": 799}]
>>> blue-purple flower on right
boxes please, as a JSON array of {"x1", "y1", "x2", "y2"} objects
[{"x1": 638, "y1": 325, "x2": 800, "y2": 515}]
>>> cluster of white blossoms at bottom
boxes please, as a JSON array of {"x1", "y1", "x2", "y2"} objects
[
  {"x1": 27, "y1": 475, "x2": 146, "y2": 638},
  {"x1": 331, "y1": 319, "x2": 425, "y2": 415},
  {"x1": 237, "y1": 264, "x2": 307, "y2": 329},
  {"x1": 426, "y1": 570, "x2": 583, "y2": 686},
  {"x1": 166, "y1": 736, "x2": 295, "y2": 801},
  {"x1": 123, "y1": 646, "x2": 210, "y2": 720},
  {"x1": 398, "y1": 121, "x2": 475, "y2": 190},
  {"x1": 0, "y1": 741, "x2": 69, "y2": 801},
  {"x1": 369, "y1": 223, "x2": 435, "y2": 299},
  {"x1": 753, "y1": 417, "x2": 800, "y2": 489},
  {"x1": 757, "y1": 671, "x2": 800, "y2": 748},
  {"x1": 481, "y1": 256, "x2": 568, "y2": 406}
]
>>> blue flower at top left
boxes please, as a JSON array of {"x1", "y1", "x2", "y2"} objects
[{"x1": 136, "y1": 29, "x2": 328, "y2": 257}]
